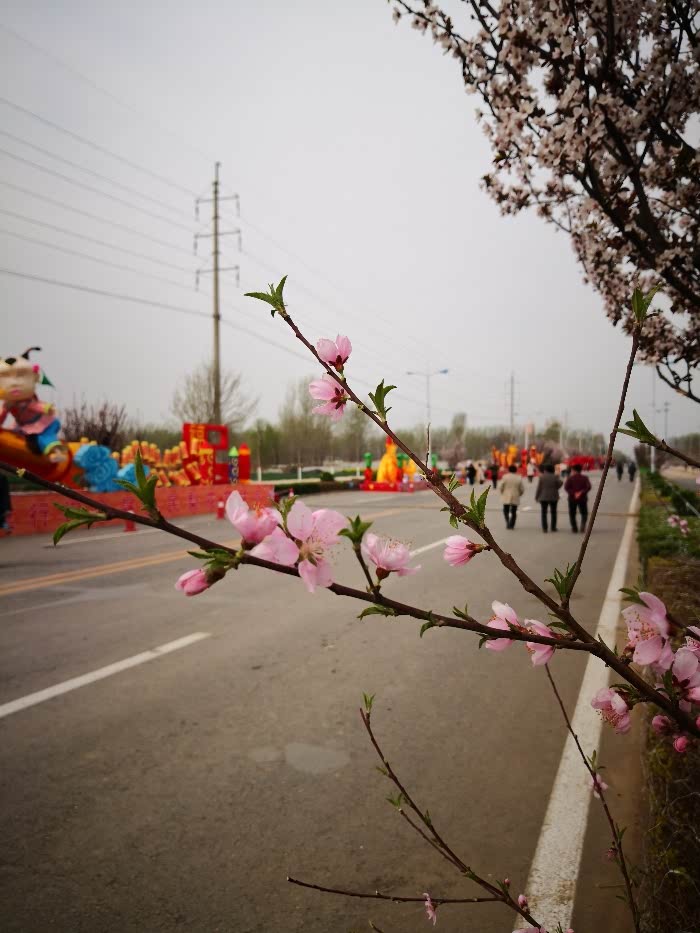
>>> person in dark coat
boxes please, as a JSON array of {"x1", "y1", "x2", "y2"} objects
[
  {"x1": 615, "y1": 460, "x2": 624, "y2": 481},
  {"x1": 628, "y1": 461, "x2": 637, "y2": 482},
  {"x1": 489, "y1": 461, "x2": 499, "y2": 488},
  {"x1": 564, "y1": 463, "x2": 592, "y2": 532},
  {"x1": 0, "y1": 473, "x2": 11, "y2": 532},
  {"x1": 535, "y1": 463, "x2": 562, "y2": 532},
  {"x1": 466, "y1": 461, "x2": 477, "y2": 486}
]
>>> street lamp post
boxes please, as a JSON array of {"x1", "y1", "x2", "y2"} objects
[{"x1": 406, "y1": 368, "x2": 449, "y2": 425}]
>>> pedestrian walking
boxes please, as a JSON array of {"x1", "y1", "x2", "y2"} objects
[
  {"x1": 489, "y1": 461, "x2": 500, "y2": 489},
  {"x1": 628, "y1": 461, "x2": 637, "y2": 482},
  {"x1": 499, "y1": 464, "x2": 525, "y2": 529},
  {"x1": 615, "y1": 460, "x2": 624, "y2": 481},
  {"x1": 526, "y1": 459, "x2": 536, "y2": 483},
  {"x1": 466, "y1": 460, "x2": 477, "y2": 486},
  {"x1": 535, "y1": 463, "x2": 562, "y2": 533},
  {"x1": 0, "y1": 473, "x2": 11, "y2": 532},
  {"x1": 564, "y1": 463, "x2": 592, "y2": 533}
]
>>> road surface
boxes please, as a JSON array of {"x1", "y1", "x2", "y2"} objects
[{"x1": 0, "y1": 476, "x2": 641, "y2": 932}]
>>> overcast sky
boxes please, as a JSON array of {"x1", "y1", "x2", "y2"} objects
[{"x1": 1, "y1": 0, "x2": 696, "y2": 450}]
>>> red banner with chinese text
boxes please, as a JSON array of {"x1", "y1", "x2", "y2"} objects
[{"x1": 6, "y1": 484, "x2": 274, "y2": 537}]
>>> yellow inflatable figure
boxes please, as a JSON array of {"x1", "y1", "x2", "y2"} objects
[{"x1": 376, "y1": 438, "x2": 399, "y2": 484}]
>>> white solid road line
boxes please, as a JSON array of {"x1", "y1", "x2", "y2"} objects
[
  {"x1": 410, "y1": 537, "x2": 450, "y2": 558},
  {"x1": 513, "y1": 479, "x2": 640, "y2": 931},
  {"x1": 0, "y1": 632, "x2": 211, "y2": 720}
]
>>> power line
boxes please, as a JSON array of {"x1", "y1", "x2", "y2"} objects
[
  {"x1": 0, "y1": 207, "x2": 194, "y2": 274},
  {"x1": 0, "y1": 146, "x2": 193, "y2": 232},
  {"x1": 0, "y1": 180, "x2": 195, "y2": 257},
  {"x1": 0, "y1": 266, "x2": 208, "y2": 318},
  {"x1": 0, "y1": 21, "x2": 216, "y2": 164},
  {"x1": 0, "y1": 266, "x2": 460, "y2": 416},
  {"x1": 0, "y1": 128, "x2": 191, "y2": 219},
  {"x1": 0, "y1": 227, "x2": 202, "y2": 294},
  {"x1": 0, "y1": 94, "x2": 197, "y2": 196}
]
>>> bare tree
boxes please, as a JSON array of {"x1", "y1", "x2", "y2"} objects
[
  {"x1": 63, "y1": 399, "x2": 130, "y2": 450},
  {"x1": 391, "y1": 0, "x2": 700, "y2": 400},
  {"x1": 171, "y1": 362, "x2": 257, "y2": 431}
]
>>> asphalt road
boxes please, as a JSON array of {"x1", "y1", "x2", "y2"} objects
[{"x1": 0, "y1": 476, "x2": 641, "y2": 933}]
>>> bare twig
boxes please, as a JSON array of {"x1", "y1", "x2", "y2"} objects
[
  {"x1": 544, "y1": 665, "x2": 641, "y2": 933},
  {"x1": 359, "y1": 707, "x2": 541, "y2": 927},
  {"x1": 566, "y1": 331, "x2": 639, "y2": 604},
  {"x1": 286, "y1": 877, "x2": 498, "y2": 904}
]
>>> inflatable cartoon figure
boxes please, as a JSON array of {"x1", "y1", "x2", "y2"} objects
[
  {"x1": 0, "y1": 347, "x2": 67, "y2": 462},
  {"x1": 376, "y1": 438, "x2": 399, "y2": 484}
]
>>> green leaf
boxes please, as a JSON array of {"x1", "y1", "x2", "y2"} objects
[
  {"x1": 452, "y1": 603, "x2": 470, "y2": 621},
  {"x1": 362, "y1": 692, "x2": 375, "y2": 713},
  {"x1": 419, "y1": 618, "x2": 438, "y2": 638},
  {"x1": 243, "y1": 290, "x2": 277, "y2": 307},
  {"x1": 386, "y1": 792, "x2": 404, "y2": 809},
  {"x1": 448, "y1": 513, "x2": 458, "y2": 529},
  {"x1": 464, "y1": 486, "x2": 489, "y2": 527},
  {"x1": 619, "y1": 585, "x2": 645, "y2": 605},
  {"x1": 338, "y1": 515, "x2": 373, "y2": 545},
  {"x1": 447, "y1": 473, "x2": 461, "y2": 493},
  {"x1": 52, "y1": 505, "x2": 108, "y2": 545},
  {"x1": 619, "y1": 409, "x2": 657, "y2": 445},
  {"x1": 631, "y1": 284, "x2": 661, "y2": 325},
  {"x1": 367, "y1": 379, "x2": 396, "y2": 421},
  {"x1": 546, "y1": 563, "x2": 576, "y2": 600},
  {"x1": 358, "y1": 604, "x2": 398, "y2": 620},
  {"x1": 244, "y1": 276, "x2": 288, "y2": 316}
]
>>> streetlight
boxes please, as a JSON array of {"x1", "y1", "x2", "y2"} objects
[{"x1": 406, "y1": 368, "x2": 449, "y2": 425}]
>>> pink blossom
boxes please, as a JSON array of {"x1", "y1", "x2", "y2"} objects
[
  {"x1": 525, "y1": 620, "x2": 557, "y2": 666},
  {"x1": 316, "y1": 334, "x2": 352, "y2": 370},
  {"x1": 679, "y1": 519, "x2": 689, "y2": 536},
  {"x1": 225, "y1": 491, "x2": 278, "y2": 544},
  {"x1": 667, "y1": 514, "x2": 680, "y2": 527},
  {"x1": 250, "y1": 527, "x2": 299, "y2": 567},
  {"x1": 671, "y1": 647, "x2": 700, "y2": 704},
  {"x1": 309, "y1": 374, "x2": 348, "y2": 421},
  {"x1": 685, "y1": 627, "x2": 700, "y2": 657},
  {"x1": 253, "y1": 500, "x2": 346, "y2": 593},
  {"x1": 651, "y1": 715, "x2": 672, "y2": 735},
  {"x1": 443, "y1": 535, "x2": 483, "y2": 566},
  {"x1": 175, "y1": 568, "x2": 210, "y2": 596},
  {"x1": 673, "y1": 735, "x2": 690, "y2": 754},
  {"x1": 589, "y1": 773, "x2": 609, "y2": 798},
  {"x1": 423, "y1": 892, "x2": 437, "y2": 925},
  {"x1": 591, "y1": 687, "x2": 632, "y2": 734},
  {"x1": 485, "y1": 601, "x2": 521, "y2": 652},
  {"x1": 622, "y1": 592, "x2": 669, "y2": 666},
  {"x1": 362, "y1": 533, "x2": 420, "y2": 579},
  {"x1": 651, "y1": 640, "x2": 675, "y2": 675},
  {"x1": 517, "y1": 894, "x2": 528, "y2": 910}
]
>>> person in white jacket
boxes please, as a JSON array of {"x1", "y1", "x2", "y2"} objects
[{"x1": 499, "y1": 464, "x2": 525, "y2": 529}]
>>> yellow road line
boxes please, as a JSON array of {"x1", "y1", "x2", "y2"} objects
[
  {"x1": 0, "y1": 541, "x2": 239, "y2": 597},
  {"x1": 0, "y1": 506, "x2": 412, "y2": 598}
]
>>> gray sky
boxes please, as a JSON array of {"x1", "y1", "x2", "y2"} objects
[{"x1": 1, "y1": 0, "x2": 697, "y2": 450}]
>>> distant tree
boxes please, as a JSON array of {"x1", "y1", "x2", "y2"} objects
[
  {"x1": 63, "y1": 399, "x2": 130, "y2": 450},
  {"x1": 277, "y1": 377, "x2": 333, "y2": 467},
  {"x1": 391, "y1": 1, "x2": 700, "y2": 401},
  {"x1": 250, "y1": 419, "x2": 281, "y2": 470},
  {"x1": 542, "y1": 419, "x2": 563, "y2": 443},
  {"x1": 171, "y1": 362, "x2": 257, "y2": 432}
]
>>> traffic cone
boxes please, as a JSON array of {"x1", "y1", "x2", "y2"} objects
[
  {"x1": 124, "y1": 511, "x2": 136, "y2": 533},
  {"x1": 216, "y1": 500, "x2": 225, "y2": 520}
]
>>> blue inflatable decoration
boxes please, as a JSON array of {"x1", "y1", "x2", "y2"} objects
[{"x1": 74, "y1": 444, "x2": 120, "y2": 492}]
